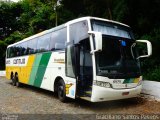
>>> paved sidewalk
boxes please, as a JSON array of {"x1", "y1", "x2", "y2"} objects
[{"x1": 142, "y1": 80, "x2": 160, "y2": 101}]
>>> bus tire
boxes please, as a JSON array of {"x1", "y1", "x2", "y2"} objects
[
  {"x1": 15, "y1": 74, "x2": 20, "y2": 87},
  {"x1": 11, "y1": 75, "x2": 16, "y2": 86},
  {"x1": 57, "y1": 79, "x2": 67, "y2": 102}
]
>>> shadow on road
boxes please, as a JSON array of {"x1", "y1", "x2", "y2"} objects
[{"x1": 74, "y1": 97, "x2": 146, "y2": 113}]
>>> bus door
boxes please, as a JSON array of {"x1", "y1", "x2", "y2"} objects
[
  {"x1": 65, "y1": 21, "x2": 90, "y2": 99},
  {"x1": 65, "y1": 41, "x2": 79, "y2": 99}
]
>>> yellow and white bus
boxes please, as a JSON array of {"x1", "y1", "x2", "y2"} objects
[{"x1": 6, "y1": 17, "x2": 152, "y2": 102}]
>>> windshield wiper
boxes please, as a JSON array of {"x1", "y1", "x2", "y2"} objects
[
  {"x1": 131, "y1": 43, "x2": 136, "y2": 59},
  {"x1": 100, "y1": 66, "x2": 118, "y2": 70}
]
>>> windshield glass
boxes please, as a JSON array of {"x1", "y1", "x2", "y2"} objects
[
  {"x1": 91, "y1": 20, "x2": 140, "y2": 79},
  {"x1": 95, "y1": 36, "x2": 141, "y2": 79}
]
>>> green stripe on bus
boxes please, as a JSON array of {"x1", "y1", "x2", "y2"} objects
[
  {"x1": 123, "y1": 78, "x2": 134, "y2": 83},
  {"x1": 33, "y1": 52, "x2": 51, "y2": 87},
  {"x1": 28, "y1": 54, "x2": 42, "y2": 85}
]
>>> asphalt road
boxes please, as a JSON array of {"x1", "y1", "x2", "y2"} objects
[{"x1": 0, "y1": 77, "x2": 160, "y2": 119}]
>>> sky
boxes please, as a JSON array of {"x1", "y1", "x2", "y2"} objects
[
  {"x1": 0, "y1": 0, "x2": 20, "y2": 2},
  {"x1": 11, "y1": 0, "x2": 19, "y2": 2}
]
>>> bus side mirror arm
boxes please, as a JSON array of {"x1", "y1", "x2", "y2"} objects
[
  {"x1": 88, "y1": 31, "x2": 102, "y2": 54},
  {"x1": 136, "y1": 40, "x2": 152, "y2": 59}
]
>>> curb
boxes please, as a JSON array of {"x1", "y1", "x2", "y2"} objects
[{"x1": 0, "y1": 71, "x2": 6, "y2": 76}]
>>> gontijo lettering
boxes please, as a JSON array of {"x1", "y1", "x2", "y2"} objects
[{"x1": 13, "y1": 58, "x2": 25, "y2": 64}]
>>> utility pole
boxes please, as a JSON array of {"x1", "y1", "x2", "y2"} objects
[{"x1": 54, "y1": 0, "x2": 62, "y2": 26}]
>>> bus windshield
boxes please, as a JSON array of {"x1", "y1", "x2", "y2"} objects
[
  {"x1": 91, "y1": 20, "x2": 133, "y2": 39},
  {"x1": 91, "y1": 20, "x2": 141, "y2": 78}
]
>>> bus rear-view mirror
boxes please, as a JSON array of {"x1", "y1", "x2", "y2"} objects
[
  {"x1": 136, "y1": 40, "x2": 152, "y2": 59},
  {"x1": 88, "y1": 31, "x2": 102, "y2": 53}
]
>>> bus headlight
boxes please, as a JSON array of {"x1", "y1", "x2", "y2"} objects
[{"x1": 94, "y1": 81, "x2": 111, "y2": 88}]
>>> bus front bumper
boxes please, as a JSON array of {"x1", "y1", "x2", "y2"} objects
[{"x1": 91, "y1": 85, "x2": 142, "y2": 102}]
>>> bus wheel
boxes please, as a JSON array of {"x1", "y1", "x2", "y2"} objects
[
  {"x1": 57, "y1": 79, "x2": 67, "y2": 102},
  {"x1": 15, "y1": 74, "x2": 20, "y2": 87},
  {"x1": 11, "y1": 75, "x2": 16, "y2": 86}
]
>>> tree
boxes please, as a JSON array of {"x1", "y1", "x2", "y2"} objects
[
  {"x1": 0, "y1": 0, "x2": 160, "y2": 81},
  {"x1": 0, "y1": 1, "x2": 23, "y2": 40}
]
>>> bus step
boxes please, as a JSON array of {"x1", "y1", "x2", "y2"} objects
[
  {"x1": 80, "y1": 97, "x2": 91, "y2": 101},
  {"x1": 85, "y1": 91, "x2": 92, "y2": 94},
  {"x1": 85, "y1": 86, "x2": 92, "y2": 91},
  {"x1": 85, "y1": 90, "x2": 92, "y2": 97}
]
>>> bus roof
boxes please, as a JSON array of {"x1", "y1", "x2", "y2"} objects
[
  {"x1": 7, "y1": 16, "x2": 130, "y2": 48},
  {"x1": 66, "y1": 16, "x2": 130, "y2": 28}
]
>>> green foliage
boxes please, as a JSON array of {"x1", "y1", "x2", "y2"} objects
[
  {"x1": 113, "y1": 0, "x2": 129, "y2": 22},
  {"x1": 144, "y1": 66, "x2": 160, "y2": 81},
  {"x1": 0, "y1": 1, "x2": 23, "y2": 40},
  {"x1": 0, "y1": 40, "x2": 7, "y2": 56},
  {"x1": 140, "y1": 28, "x2": 160, "y2": 81},
  {"x1": 4, "y1": 31, "x2": 25, "y2": 44},
  {"x1": 0, "y1": 40, "x2": 7, "y2": 70},
  {"x1": 0, "y1": 0, "x2": 160, "y2": 81}
]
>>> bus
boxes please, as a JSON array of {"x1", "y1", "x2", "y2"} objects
[{"x1": 5, "y1": 17, "x2": 152, "y2": 102}]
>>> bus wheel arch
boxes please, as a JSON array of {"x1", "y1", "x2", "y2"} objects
[
  {"x1": 11, "y1": 72, "x2": 16, "y2": 86},
  {"x1": 54, "y1": 77, "x2": 67, "y2": 102},
  {"x1": 54, "y1": 76, "x2": 63, "y2": 93},
  {"x1": 10, "y1": 72, "x2": 14, "y2": 80},
  {"x1": 14, "y1": 72, "x2": 20, "y2": 87}
]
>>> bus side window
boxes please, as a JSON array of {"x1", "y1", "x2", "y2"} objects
[
  {"x1": 21, "y1": 42, "x2": 28, "y2": 55},
  {"x1": 70, "y1": 21, "x2": 89, "y2": 44},
  {"x1": 55, "y1": 43, "x2": 65, "y2": 50},
  {"x1": 7, "y1": 47, "x2": 11, "y2": 58},
  {"x1": 15, "y1": 44, "x2": 22, "y2": 56},
  {"x1": 37, "y1": 33, "x2": 51, "y2": 53},
  {"x1": 50, "y1": 32, "x2": 55, "y2": 51},
  {"x1": 50, "y1": 27, "x2": 67, "y2": 51},
  {"x1": 10, "y1": 47, "x2": 16, "y2": 57},
  {"x1": 28, "y1": 38, "x2": 37, "y2": 54}
]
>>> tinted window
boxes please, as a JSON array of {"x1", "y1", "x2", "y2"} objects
[
  {"x1": 37, "y1": 34, "x2": 51, "y2": 52},
  {"x1": 15, "y1": 44, "x2": 22, "y2": 56},
  {"x1": 8, "y1": 45, "x2": 21, "y2": 57},
  {"x1": 21, "y1": 42, "x2": 28, "y2": 55},
  {"x1": 9, "y1": 47, "x2": 16, "y2": 57},
  {"x1": 96, "y1": 37, "x2": 121, "y2": 68},
  {"x1": 50, "y1": 28, "x2": 67, "y2": 50},
  {"x1": 7, "y1": 47, "x2": 11, "y2": 58},
  {"x1": 28, "y1": 38, "x2": 37, "y2": 54}
]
